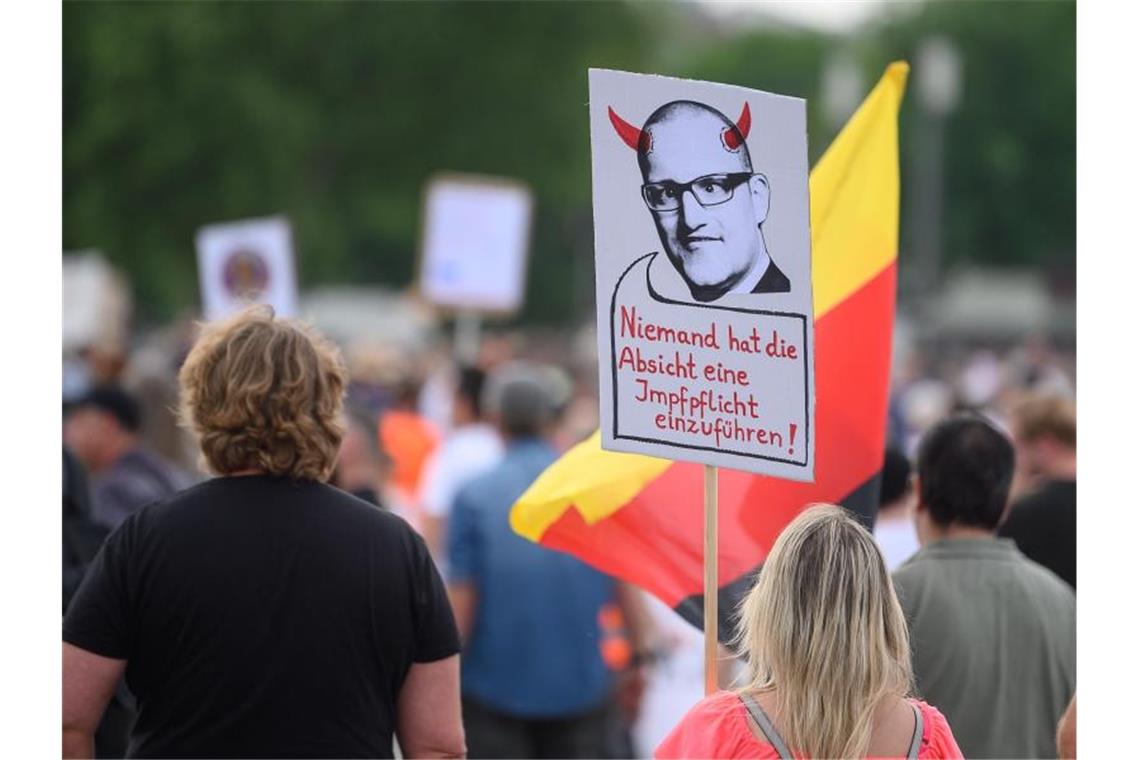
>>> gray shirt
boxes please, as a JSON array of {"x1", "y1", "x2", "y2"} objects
[{"x1": 893, "y1": 537, "x2": 1075, "y2": 759}]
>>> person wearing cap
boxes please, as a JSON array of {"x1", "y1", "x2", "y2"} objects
[
  {"x1": 63, "y1": 384, "x2": 188, "y2": 530},
  {"x1": 447, "y1": 362, "x2": 629, "y2": 758}
]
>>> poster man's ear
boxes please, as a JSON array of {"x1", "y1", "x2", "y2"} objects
[{"x1": 749, "y1": 174, "x2": 770, "y2": 225}]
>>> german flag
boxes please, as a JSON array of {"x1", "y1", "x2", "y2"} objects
[{"x1": 511, "y1": 63, "x2": 909, "y2": 639}]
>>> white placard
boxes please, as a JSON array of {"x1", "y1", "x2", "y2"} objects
[
  {"x1": 419, "y1": 175, "x2": 533, "y2": 313},
  {"x1": 590, "y1": 69, "x2": 815, "y2": 480},
  {"x1": 195, "y1": 215, "x2": 298, "y2": 322}
]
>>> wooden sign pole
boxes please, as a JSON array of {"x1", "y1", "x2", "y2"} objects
[{"x1": 704, "y1": 463, "x2": 719, "y2": 696}]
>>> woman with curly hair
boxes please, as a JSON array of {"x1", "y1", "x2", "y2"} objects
[
  {"x1": 63, "y1": 306, "x2": 464, "y2": 759},
  {"x1": 656, "y1": 505, "x2": 962, "y2": 759}
]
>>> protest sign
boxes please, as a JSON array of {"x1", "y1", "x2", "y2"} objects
[
  {"x1": 418, "y1": 174, "x2": 533, "y2": 314},
  {"x1": 195, "y1": 215, "x2": 298, "y2": 321},
  {"x1": 590, "y1": 69, "x2": 815, "y2": 480}
]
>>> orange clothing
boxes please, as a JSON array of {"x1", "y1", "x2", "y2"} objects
[
  {"x1": 655, "y1": 690, "x2": 962, "y2": 759},
  {"x1": 378, "y1": 410, "x2": 439, "y2": 500}
]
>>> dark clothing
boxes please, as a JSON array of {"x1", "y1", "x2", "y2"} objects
[
  {"x1": 63, "y1": 475, "x2": 460, "y2": 759},
  {"x1": 63, "y1": 448, "x2": 132, "y2": 759},
  {"x1": 63, "y1": 449, "x2": 108, "y2": 613},
  {"x1": 90, "y1": 448, "x2": 186, "y2": 530},
  {"x1": 462, "y1": 696, "x2": 611, "y2": 759},
  {"x1": 751, "y1": 259, "x2": 790, "y2": 294},
  {"x1": 999, "y1": 479, "x2": 1076, "y2": 589}
]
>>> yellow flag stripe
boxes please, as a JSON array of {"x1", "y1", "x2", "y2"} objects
[
  {"x1": 509, "y1": 431, "x2": 671, "y2": 541},
  {"x1": 812, "y1": 61, "x2": 908, "y2": 319}
]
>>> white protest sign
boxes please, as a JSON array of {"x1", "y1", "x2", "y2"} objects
[
  {"x1": 590, "y1": 69, "x2": 815, "y2": 480},
  {"x1": 196, "y1": 215, "x2": 298, "y2": 322},
  {"x1": 419, "y1": 175, "x2": 533, "y2": 313}
]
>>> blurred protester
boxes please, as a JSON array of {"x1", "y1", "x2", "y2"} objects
[
  {"x1": 956, "y1": 349, "x2": 1004, "y2": 409},
  {"x1": 447, "y1": 362, "x2": 628, "y2": 758},
  {"x1": 893, "y1": 414, "x2": 1075, "y2": 758},
  {"x1": 379, "y1": 374, "x2": 440, "y2": 526},
  {"x1": 1057, "y1": 694, "x2": 1076, "y2": 759},
  {"x1": 1010, "y1": 335, "x2": 1075, "y2": 400},
  {"x1": 874, "y1": 447, "x2": 919, "y2": 571},
  {"x1": 63, "y1": 385, "x2": 187, "y2": 530},
  {"x1": 419, "y1": 366, "x2": 503, "y2": 559},
  {"x1": 998, "y1": 394, "x2": 1077, "y2": 589},
  {"x1": 63, "y1": 306, "x2": 463, "y2": 759},
  {"x1": 62, "y1": 448, "x2": 105, "y2": 613},
  {"x1": 331, "y1": 410, "x2": 393, "y2": 508},
  {"x1": 897, "y1": 376, "x2": 953, "y2": 458},
  {"x1": 657, "y1": 505, "x2": 961, "y2": 759},
  {"x1": 632, "y1": 593, "x2": 710, "y2": 757},
  {"x1": 64, "y1": 446, "x2": 136, "y2": 760}
]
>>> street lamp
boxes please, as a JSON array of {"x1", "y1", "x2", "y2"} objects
[{"x1": 911, "y1": 36, "x2": 962, "y2": 298}]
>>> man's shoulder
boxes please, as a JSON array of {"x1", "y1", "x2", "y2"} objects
[
  {"x1": 751, "y1": 259, "x2": 791, "y2": 294},
  {"x1": 1008, "y1": 551, "x2": 1076, "y2": 602}
]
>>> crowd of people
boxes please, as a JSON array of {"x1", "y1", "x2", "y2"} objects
[{"x1": 61, "y1": 304, "x2": 1077, "y2": 758}]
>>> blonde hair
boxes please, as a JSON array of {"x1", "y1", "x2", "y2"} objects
[
  {"x1": 1011, "y1": 392, "x2": 1076, "y2": 449},
  {"x1": 178, "y1": 305, "x2": 348, "y2": 481},
  {"x1": 735, "y1": 504, "x2": 913, "y2": 758}
]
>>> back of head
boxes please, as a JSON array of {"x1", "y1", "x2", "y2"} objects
[
  {"x1": 456, "y1": 365, "x2": 487, "y2": 421},
  {"x1": 178, "y1": 305, "x2": 348, "y2": 481},
  {"x1": 1011, "y1": 393, "x2": 1076, "y2": 450},
  {"x1": 70, "y1": 384, "x2": 143, "y2": 434},
  {"x1": 482, "y1": 361, "x2": 552, "y2": 440},
  {"x1": 879, "y1": 446, "x2": 913, "y2": 508},
  {"x1": 916, "y1": 413, "x2": 1015, "y2": 530},
  {"x1": 736, "y1": 505, "x2": 912, "y2": 758}
]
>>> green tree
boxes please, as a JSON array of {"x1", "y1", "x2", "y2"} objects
[{"x1": 64, "y1": 1, "x2": 653, "y2": 324}]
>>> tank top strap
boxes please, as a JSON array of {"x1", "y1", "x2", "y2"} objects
[
  {"x1": 739, "y1": 692, "x2": 793, "y2": 760},
  {"x1": 906, "y1": 700, "x2": 924, "y2": 760}
]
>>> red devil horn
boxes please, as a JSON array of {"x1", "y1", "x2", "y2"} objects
[
  {"x1": 724, "y1": 102, "x2": 752, "y2": 149},
  {"x1": 608, "y1": 107, "x2": 645, "y2": 151}
]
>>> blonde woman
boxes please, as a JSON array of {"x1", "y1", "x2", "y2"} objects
[
  {"x1": 63, "y1": 306, "x2": 465, "y2": 759},
  {"x1": 656, "y1": 505, "x2": 961, "y2": 759}
]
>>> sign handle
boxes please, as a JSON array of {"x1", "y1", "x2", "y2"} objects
[
  {"x1": 704, "y1": 463, "x2": 719, "y2": 696},
  {"x1": 455, "y1": 310, "x2": 482, "y2": 365}
]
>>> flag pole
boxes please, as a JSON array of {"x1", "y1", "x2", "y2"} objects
[{"x1": 704, "y1": 463, "x2": 718, "y2": 695}]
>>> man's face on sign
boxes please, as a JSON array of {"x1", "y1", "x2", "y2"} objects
[{"x1": 641, "y1": 108, "x2": 769, "y2": 299}]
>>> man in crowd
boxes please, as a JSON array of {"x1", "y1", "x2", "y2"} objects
[
  {"x1": 447, "y1": 363, "x2": 639, "y2": 758},
  {"x1": 999, "y1": 393, "x2": 1077, "y2": 589},
  {"x1": 893, "y1": 414, "x2": 1075, "y2": 758},
  {"x1": 331, "y1": 409, "x2": 392, "y2": 508},
  {"x1": 872, "y1": 446, "x2": 919, "y2": 571},
  {"x1": 419, "y1": 365, "x2": 503, "y2": 561},
  {"x1": 63, "y1": 384, "x2": 187, "y2": 529}
]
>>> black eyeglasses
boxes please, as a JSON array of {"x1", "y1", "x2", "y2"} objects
[{"x1": 641, "y1": 172, "x2": 754, "y2": 212}]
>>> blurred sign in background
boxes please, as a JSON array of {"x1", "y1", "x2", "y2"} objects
[
  {"x1": 418, "y1": 175, "x2": 533, "y2": 314},
  {"x1": 195, "y1": 215, "x2": 298, "y2": 321}
]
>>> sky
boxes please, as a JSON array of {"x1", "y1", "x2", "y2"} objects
[{"x1": 698, "y1": 0, "x2": 914, "y2": 33}]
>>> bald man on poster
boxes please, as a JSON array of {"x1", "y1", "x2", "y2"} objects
[{"x1": 609, "y1": 100, "x2": 790, "y2": 303}]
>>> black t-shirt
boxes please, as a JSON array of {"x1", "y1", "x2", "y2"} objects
[
  {"x1": 63, "y1": 475, "x2": 460, "y2": 759},
  {"x1": 998, "y1": 478, "x2": 1076, "y2": 590}
]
